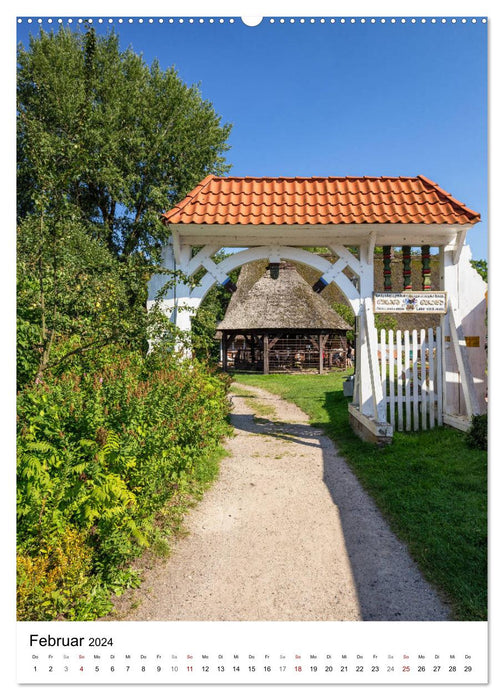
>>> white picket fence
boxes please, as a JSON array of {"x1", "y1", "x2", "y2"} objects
[{"x1": 377, "y1": 327, "x2": 443, "y2": 431}]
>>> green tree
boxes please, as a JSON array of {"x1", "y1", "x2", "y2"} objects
[
  {"x1": 470, "y1": 259, "x2": 488, "y2": 283},
  {"x1": 375, "y1": 314, "x2": 398, "y2": 335},
  {"x1": 18, "y1": 26, "x2": 231, "y2": 258},
  {"x1": 16, "y1": 210, "x2": 147, "y2": 385},
  {"x1": 191, "y1": 252, "x2": 239, "y2": 362},
  {"x1": 332, "y1": 302, "x2": 355, "y2": 343},
  {"x1": 17, "y1": 26, "x2": 232, "y2": 384}
]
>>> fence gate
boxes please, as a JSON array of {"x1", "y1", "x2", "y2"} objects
[{"x1": 377, "y1": 327, "x2": 443, "y2": 431}]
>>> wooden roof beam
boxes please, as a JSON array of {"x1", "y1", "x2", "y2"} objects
[{"x1": 170, "y1": 223, "x2": 473, "y2": 248}]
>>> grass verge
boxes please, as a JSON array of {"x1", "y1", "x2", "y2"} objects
[{"x1": 231, "y1": 370, "x2": 487, "y2": 621}]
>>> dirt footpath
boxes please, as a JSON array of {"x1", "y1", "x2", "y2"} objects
[{"x1": 109, "y1": 383, "x2": 449, "y2": 621}]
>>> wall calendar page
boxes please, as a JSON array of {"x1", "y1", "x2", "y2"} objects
[
  {"x1": 17, "y1": 621, "x2": 487, "y2": 684},
  {"x1": 13, "y1": 3, "x2": 491, "y2": 694}
]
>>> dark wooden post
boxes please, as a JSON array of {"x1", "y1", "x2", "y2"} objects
[
  {"x1": 402, "y1": 245, "x2": 412, "y2": 290},
  {"x1": 421, "y1": 245, "x2": 431, "y2": 290},
  {"x1": 383, "y1": 245, "x2": 392, "y2": 290},
  {"x1": 222, "y1": 332, "x2": 228, "y2": 372},
  {"x1": 263, "y1": 333, "x2": 269, "y2": 375},
  {"x1": 319, "y1": 332, "x2": 324, "y2": 374}
]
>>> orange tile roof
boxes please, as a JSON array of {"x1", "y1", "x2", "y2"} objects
[{"x1": 162, "y1": 175, "x2": 480, "y2": 226}]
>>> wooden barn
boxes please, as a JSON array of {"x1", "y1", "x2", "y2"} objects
[{"x1": 217, "y1": 261, "x2": 352, "y2": 374}]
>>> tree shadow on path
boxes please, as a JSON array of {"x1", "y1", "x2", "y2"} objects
[{"x1": 231, "y1": 401, "x2": 450, "y2": 622}]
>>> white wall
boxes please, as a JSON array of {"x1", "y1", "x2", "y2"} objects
[{"x1": 441, "y1": 244, "x2": 487, "y2": 416}]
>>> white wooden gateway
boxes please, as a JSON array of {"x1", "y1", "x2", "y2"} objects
[{"x1": 148, "y1": 175, "x2": 486, "y2": 443}]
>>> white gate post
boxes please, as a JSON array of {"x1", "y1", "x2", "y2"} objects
[
  {"x1": 357, "y1": 249, "x2": 386, "y2": 421},
  {"x1": 357, "y1": 306, "x2": 374, "y2": 416},
  {"x1": 356, "y1": 249, "x2": 371, "y2": 415},
  {"x1": 173, "y1": 244, "x2": 197, "y2": 342},
  {"x1": 440, "y1": 244, "x2": 486, "y2": 423},
  {"x1": 440, "y1": 245, "x2": 461, "y2": 417},
  {"x1": 347, "y1": 246, "x2": 392, "y2": 442},
  {"x1": 147, "y1": 237, "x2": 176, "y2": 320},
  {"x1": 147, "y1": 238, "x2": 197, "y2": 355}
]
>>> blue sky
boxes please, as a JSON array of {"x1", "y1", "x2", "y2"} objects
[{"x1": 16, "y1": 16, "x2": 488, "y2": 259}]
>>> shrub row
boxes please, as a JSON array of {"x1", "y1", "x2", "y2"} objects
[{"x1": 17, "y1": 347, "x2": 232, "y2": 620}]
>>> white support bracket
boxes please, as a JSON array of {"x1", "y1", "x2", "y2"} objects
[
  {"x1": 268, "y1": 245, "x2": 281, "y2": 264},
  {"x1": 319, "y1": 256, "x2": 349, "y2": 284},
  {"x1": 447, "y1": 300, "x2": 481, "y2": 417},
  {"x1": 186, "y1": 244, "x2": 221, "y2": 277},
  {"x1": 367, "y1": 231, "x2": 377, "y2": 266},
  {"x1": 327, "y1": 244, "x2": 362, "y2": 278},
  {"x1": 452, "y1": 230, "x2": 467, "y2": 265},
  {"x1": 171, "y1": 230, "x2": 182, "y2": 265},
  {"x1": 199, "y1": 256, "x2": 231, "y2": 287}
]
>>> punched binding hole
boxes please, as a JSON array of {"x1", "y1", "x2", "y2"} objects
[{"x1": 241, "y1": 17, "x2": 263, "y2": 27}]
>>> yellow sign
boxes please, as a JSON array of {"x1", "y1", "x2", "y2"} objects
[{"x1": 464, "y1": 336, "x2": 480, "y2": 348}]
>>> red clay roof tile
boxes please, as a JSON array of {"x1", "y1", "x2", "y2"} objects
[{"x1": 162, "y1": 176, "x2": 480, "y2": 226}]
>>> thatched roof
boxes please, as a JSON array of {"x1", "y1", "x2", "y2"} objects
[{"x1": 218, "y1": 262, "x2": 352, "y2": 332}]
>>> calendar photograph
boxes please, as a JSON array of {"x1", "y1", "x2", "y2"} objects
[{"x1": 14, "y1": 6, "x2": 489, "y2": 686}]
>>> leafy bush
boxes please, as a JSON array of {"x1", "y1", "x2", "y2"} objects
[
  {"x1": 466, "y1": 414, "x2": 488, "y2": 450},
  {"x1": 332, "y1": 302, "x2": 355, "y2": 342},
  {"x1": 16, "y1": 24, "x2": 234, "y2": 622},
  {"x1": 17, "y1": 346, "x2": 232, "y2": 619},
  {"x1": 17, "y1": 527, "x2": 112, "y2": 621},
  {"x1": 375, "y1": 314, "x2": 398, "y2": 335}
]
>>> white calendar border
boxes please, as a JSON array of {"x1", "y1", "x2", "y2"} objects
[{"x1": 5, "y1": 0, "x2": 501, "y2": 696}]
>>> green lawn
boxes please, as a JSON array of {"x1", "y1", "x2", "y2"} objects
[{"x1": 230, "y1": 370, "x2": 487, "y2": 621}]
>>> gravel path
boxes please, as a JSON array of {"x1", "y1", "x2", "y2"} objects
[{"x1": 108, "y1": 383, "x2": 449, "y2": 622}]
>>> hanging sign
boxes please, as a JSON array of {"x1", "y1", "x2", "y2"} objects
[{"x1": 374, "y1": 291, "x2": 448, "y2": 314}]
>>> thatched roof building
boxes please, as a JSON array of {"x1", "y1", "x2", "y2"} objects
[
  {"x1": 218, "y1": 261, "x2": 352, "y2": 374},
  {"x1": 218, "y1": 262, "x2": 352, "y2": 332}
]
